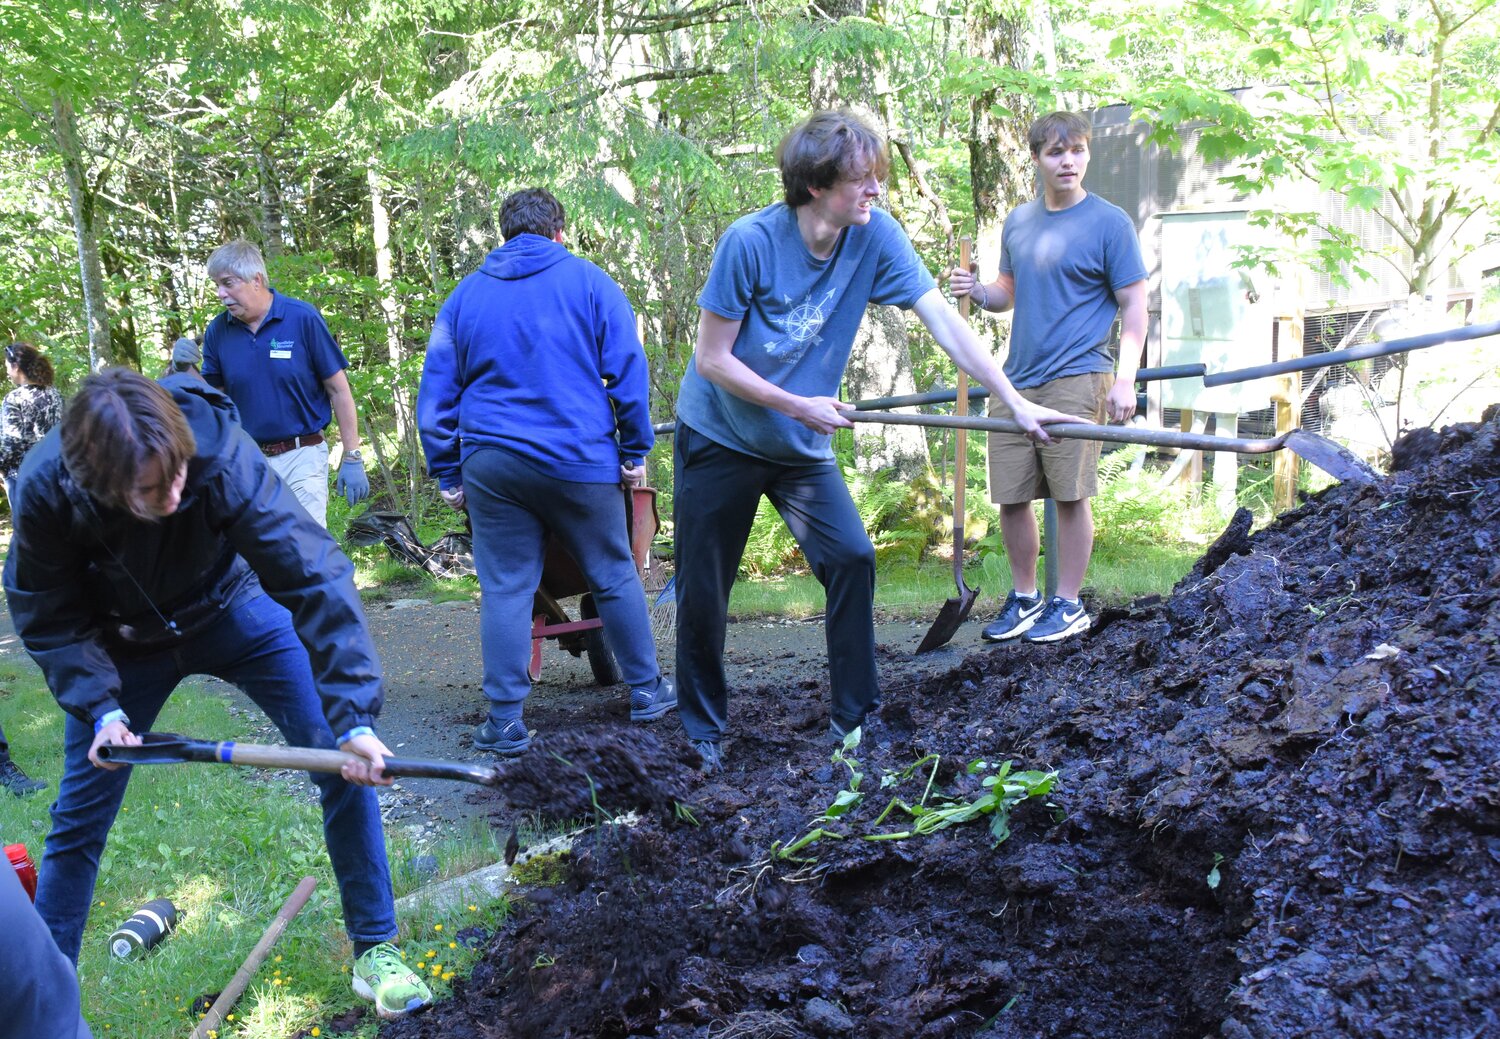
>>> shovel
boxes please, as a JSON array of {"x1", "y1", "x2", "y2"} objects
[
  {"x1": 915, "y1": 237, "x2": 981, "y2": 654},
  {"x1": 97, "y1": 732, "x2": 505, "y2": 787},
  {"x1": 847, "y1": 411, "x2": 1379, "y2": 485}
]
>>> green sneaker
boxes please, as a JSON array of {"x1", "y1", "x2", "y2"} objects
[{"x1": 352, "y1": 942, "x2": 432, "y2": 1019}]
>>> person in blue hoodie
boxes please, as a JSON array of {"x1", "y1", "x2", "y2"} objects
[
  {"x1": 2, "y1": 369, "x2": 431, "y2": 1020},
  {"x1": 417, "y1": 187, "x2": 674, "y2": 758}
]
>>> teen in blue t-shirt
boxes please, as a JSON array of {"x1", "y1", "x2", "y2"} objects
[
  {"x1": 675, "y1": 109, "x2": 1077, "y2": 773},
  {"x1": 949, "y1": 111, "x2": 1148, "y2": 647}
]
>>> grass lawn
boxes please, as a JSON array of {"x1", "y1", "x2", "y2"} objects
[
  {"x1": 0, "y1": 659, "x2": 509, "y2": 1039},
  {"x1": 727, "y1": 538, "x2": 1203, "y2": 620}
]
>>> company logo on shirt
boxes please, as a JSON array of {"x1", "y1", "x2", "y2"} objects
[
  {"x1": 268, "y1": 337, "x2": 295, "y2": 360},
  {"x1": 759, "y1": 288, "x2": 836, "y2": 365}
]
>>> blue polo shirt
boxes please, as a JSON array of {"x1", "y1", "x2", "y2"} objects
[{"x1": 202, "y1": 290, "x2": 349, "y2": 444}]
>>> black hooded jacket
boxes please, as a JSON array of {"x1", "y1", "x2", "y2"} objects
[{"x1": 1, "y1": 375, "x2": 382, "y2": 739}]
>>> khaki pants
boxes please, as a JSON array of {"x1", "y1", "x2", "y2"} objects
[
  {"x1": 986, "y1": 371, "x2": 1112, "y2": 505},
  {"x1": 267, "y1": 442, "x2": 330, "y2": 528}
]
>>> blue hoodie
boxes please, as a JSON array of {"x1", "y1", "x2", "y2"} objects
[{"x1": 418, "y1": 234, "x2": 654, "y2": 487}]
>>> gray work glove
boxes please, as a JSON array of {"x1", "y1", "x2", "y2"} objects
[{"x1": 335, "y1": 454, "x2": 371, "y2": 506}]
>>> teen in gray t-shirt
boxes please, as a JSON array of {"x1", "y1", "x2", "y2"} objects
[
  {"x1": 673, "y1": 109, "x2": 1077, "y2": 773},
  {"x1": 678, "y1": 202, "x2": 934, "y2": 464},
  {"x1": 950, "y1": 111, "x2": 1148, "y2": 647}
]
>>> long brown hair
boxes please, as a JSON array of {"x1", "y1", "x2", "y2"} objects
[{"x1": 5, "y1": 342, "x2": 55, "y2": 387}]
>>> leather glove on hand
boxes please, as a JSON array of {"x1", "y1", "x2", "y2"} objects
[{"x1": 335, "y1": 455, "x2": 371, "y2": 506}]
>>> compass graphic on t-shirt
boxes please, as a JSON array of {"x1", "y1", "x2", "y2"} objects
[{"x1": 761, "y1": 288, "x2": 836, "y2": 365}]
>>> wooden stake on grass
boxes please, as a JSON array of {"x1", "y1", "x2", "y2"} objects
[{"x1": 190, "y1": 876, "x2": 318, "y2": 1039}]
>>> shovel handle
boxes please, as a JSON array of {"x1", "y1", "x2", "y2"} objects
[
  {"x1": 953, "y1": 237, "x2": 972, "y2": 584},
  {"x1": 100, "y1": 736, "x2": 503, "y2": 787},
  {"x1": 849, "y1": 411, "x2": 1292, "y2": 454}
]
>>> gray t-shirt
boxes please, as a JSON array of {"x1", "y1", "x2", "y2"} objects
[
  {"x1": 677, "y1": 202, "x2": 936, "y2": 463},
  {"x1": 999, "y1": 192, "x2": 1146, "y2": 390}
]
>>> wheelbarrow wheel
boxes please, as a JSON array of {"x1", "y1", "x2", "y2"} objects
[{"x1": 580, "y1": 595, "x2": 621, "y2": 686}]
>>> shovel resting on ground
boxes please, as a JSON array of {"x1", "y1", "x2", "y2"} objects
[
  {"x1": 915, "y1": 237, "x2": 981, "y2": 654},
  {"x1": 847, "y1": 411, "x2": 1380, "y2": 485},
  {"x1": 97, "y1": 732, "x2": 505, "y2": 787}
]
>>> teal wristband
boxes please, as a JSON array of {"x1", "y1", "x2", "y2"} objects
[{"x1": 94, "y1": 709, "x2": 129, "y2": 735}]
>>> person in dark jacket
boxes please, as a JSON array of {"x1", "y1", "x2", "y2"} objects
[
  {"x1": 1, "y1": 369, "x2": 430, "y2": 1020},
  {"x1": 417, "y1": 187, "x2": 674, "y2": 757},
  {"x1": 0, "y1": 861, "x2": 92, "y2": 1039}
]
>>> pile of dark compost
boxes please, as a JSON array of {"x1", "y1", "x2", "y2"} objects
[{"x1": 382, "y1": 407, "x2": 1500, "y2": 1039}]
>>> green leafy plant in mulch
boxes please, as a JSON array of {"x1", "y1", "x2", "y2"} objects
[{"x1": 772, "y1": 729, "x2": 1058, "y2": 862}]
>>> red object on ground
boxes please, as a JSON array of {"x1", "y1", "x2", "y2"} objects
[{"x1": 5, "y1": 842, "x2": 38, "y2": 901}]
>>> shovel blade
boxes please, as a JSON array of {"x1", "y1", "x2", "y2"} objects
[
  {"x1": 916, "y1": 584, "x2": 980, "y2": 654},
  {"x1": 1284, "y1": 430, "x2": 1380, "y2": 484}
]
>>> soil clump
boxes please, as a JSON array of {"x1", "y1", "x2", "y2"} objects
[{"x1": 380, "y1": 407, "x2": 1500, "y2": 1039}]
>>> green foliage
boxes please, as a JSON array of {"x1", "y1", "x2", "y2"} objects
[{"x1": 773, "y1": 728, "x2": 1059, "y2": 860}]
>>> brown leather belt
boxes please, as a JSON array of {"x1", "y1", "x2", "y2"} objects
[{"x1": 259, "y1": 432, "x2": 324, "y2": 457}]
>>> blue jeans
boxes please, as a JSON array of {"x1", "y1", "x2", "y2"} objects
[
  {"x1": 673, "y1": 424, "x2": 878, "y2": 741},
  {"x1": 462, "y1": 447, "x2": 660, "y2": 723},
  {"x1": 34, "y1": 592, "x2": 397, "y2": 963}
]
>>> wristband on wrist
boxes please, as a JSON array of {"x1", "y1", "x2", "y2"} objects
[
  {"x1": 337, "y1": 725, "x2": 376, "y2": 746},
  {"x1": 94, "y1": 709, "x2": 130, "y2": 734},
  {"x1": 974, "y1": 282, "x2": 990, "y2": 310},
  {"x1": 344, "y1": 450, "x2": 363, "y2": 462}
]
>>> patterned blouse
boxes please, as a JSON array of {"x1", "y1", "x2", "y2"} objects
[{"x1": 0, "y1": 384, "x2": 65, "y2": 480}]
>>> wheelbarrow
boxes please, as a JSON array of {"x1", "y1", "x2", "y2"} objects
[{"x1": 529, "y1": 485, "x2": 660, "y2": 684}]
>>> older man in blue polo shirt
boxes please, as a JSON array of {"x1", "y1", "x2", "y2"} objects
[{"x1": 202, "y1": 240, "x2": 370, "y2": 526}]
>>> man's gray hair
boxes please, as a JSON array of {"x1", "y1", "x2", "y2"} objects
[{"x1": 206, "y1": 239, "x2": 268, "y2": 283}]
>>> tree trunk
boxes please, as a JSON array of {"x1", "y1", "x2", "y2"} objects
[
  {"x1": 807, "y1": 0, "x2": 930, "y2": 477},
  {"x1": 258, "y1": 150, "x2": 285, "y2": 256},
  {"x1": 367, "y1": 162, "x2": 419, "y2": 508},
  {"x1": 845, "y1": 305, "x2": 931, "y2": 478},
  {"x1": 51, "y1": 92, "x2": 112, "y2": 369},
  {"x1": 965, "y1": 0, "x2": 1043, "y2": 374}
]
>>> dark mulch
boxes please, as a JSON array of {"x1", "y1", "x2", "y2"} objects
[{"x1": 377, "y1": 405, "x2": 1500, "y2": 1039}]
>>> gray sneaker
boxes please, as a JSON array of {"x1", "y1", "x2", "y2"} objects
[
  {"x1": 691, "y1": 739, "x2": 724, "y2": 775},
  {"x1": 0, "y1": 759, "x2": 45, "y2": 797},
  {"x1": 473, "y1": 719, "x2": 531, "y2": 757},
  {"x1": 981, "y1": 590, "x2": 1045, "y2": 642},
  {"x1": 1023, "y1": 596, "x2": 1090, "y2": 643},
  {"x1": 629, "y1": 676, "x2": 677, "y2": 723}
]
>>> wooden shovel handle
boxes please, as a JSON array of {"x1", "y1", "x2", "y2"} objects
[{"x1": 953, "y1": 237, "x2": 973, "y2": 580}]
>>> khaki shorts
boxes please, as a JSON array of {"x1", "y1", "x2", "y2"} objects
[{"x1": 986, "y1": 371, "x2": 1112, "y2": 505}]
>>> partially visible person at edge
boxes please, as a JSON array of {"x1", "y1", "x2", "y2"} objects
[
  {"x1": 2, "y1": 342, "x2": 64, "y2": 510},
  {"x1": 948, "y1": 110, "x2": 1147, "y2": 646},
  {"x1": 0, "y1": 862, "x2": 92, "y2": 1038},
  {"x1": 672, "y1": 108, "x2": 1078, "y2": 774},
  {"x1": 1, "y1": 369, "x2": 431, "y2": 1019},
  {"x1": 201, "y1": 240, "x2": 370, "y2": 527},
  {"x1": 0, "y1": 341, "x2": 65, "y2": 797},
  {"x1": 417, "y1": 187, "x2": 674, "y2": 758}
]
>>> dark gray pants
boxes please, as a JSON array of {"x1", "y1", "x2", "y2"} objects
[{"x1": 673, "y1": 424, "x2": 878, "y2": 742}]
